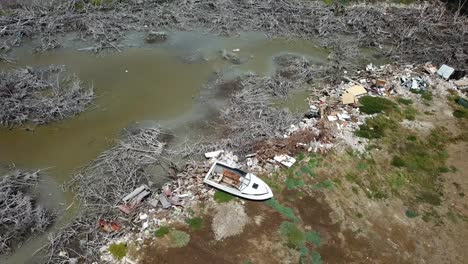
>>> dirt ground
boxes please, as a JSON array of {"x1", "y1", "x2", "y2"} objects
[{"x1": 137, "y1": 88, "x2": 468, "y2": 264}]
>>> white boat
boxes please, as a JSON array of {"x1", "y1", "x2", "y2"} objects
[{"x1": 204, "y1": 161, "x2": 273, "y2": 200}]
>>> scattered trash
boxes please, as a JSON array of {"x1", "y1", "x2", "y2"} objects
[
  {"x1": 274, "y1": 154, "x2": 296, "y2": 168},
  {"x1": 437, "y1": 64, "x2": 455, "y2": 80},
  {"x1": 342, "y1": 92, "x2": 356, "y2": 105},
  {"x1": 423, "y1": 63, "x2": 437, "y2": 75},
  {"x1": 99, "y1": 219, "x2": 121, "y2": 232},
  {"x1": 400, "y1": 76, "x2": 428, "y2": 91},
  {"x1": 118, "y1": 185, "x2": 151, "y2": 214},
  {"x1": 457, "y1": 97, "x2": 468, "y2": 109},
  {"x1": 205, "y1": 150, "x2": 224, "y2": 159},
  {"x1": 454, "y1": 79, "x2": 468, "y2": 90},
  {"x1": 346, "y1": 85, "x2": 367, "y2": 97},
  {"x1": 327, "y1": 115, "x2": 338, "y2": 122},
  {"x1": 232, "y1": 48, "x2": 240, "y2": 52},
  {"x1": 159, "y1": 194, "x2": 171, "y2": 209}
]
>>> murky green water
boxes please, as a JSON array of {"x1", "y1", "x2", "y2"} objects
[{"x1": 0, "y1": 31, "x2": 329, "y2": 263}]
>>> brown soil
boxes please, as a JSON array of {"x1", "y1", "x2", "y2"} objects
[{"x1": 139, "y1": 201, "x2": 286, "y2": 264}]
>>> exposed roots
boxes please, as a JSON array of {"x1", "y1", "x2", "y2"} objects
[
  {"x1": 0, "y1": 66, "x2": 94, "y2": 128},
  {"x1": 0, "y1": 169, "x2": 55, "y2": 255}
]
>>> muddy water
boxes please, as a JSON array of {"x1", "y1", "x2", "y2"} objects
[{"x1": 0, "y1": 31, "x2": 328, "y2": 263}]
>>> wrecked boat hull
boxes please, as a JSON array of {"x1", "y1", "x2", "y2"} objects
[{"x1": 204, "y1": 161, "x2": 273, "y2": 201}]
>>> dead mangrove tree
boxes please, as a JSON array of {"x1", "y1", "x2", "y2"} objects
[{"x1": 0, "y1": 66, "x2": 94, "y2": 128}]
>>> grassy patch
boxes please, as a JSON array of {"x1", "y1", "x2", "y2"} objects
[
  {"x1": 391, "y1": 156, "x2": 405, "y2": 167},
  {"x1": 214, "y1": 190, "x2": 234, "y2": 203},
  {"x1": 359, "y1": 96, "x2": 397, "y2": 114},
  {"x1": 286, "y1": 175, "x2": 305, "y2": 190},
  {"x1": 410, "y1": 89, "x2": 433, "y2": 101},
  {"x1": 355, "y1": 115, "x2": 398, "y2": 139},
  {"x1": 265, "y1": 198, "x2": 299, "y2": 221},
  {"x1": 313, "y1": 179, "x2": 334, "y2": 190},
  {"x1": 155, "y1": 226, "x2": 170, "y2": 237},
  {"x1": 169, "y1": 230, "x2": 190, "y2": 248},
  {"x1": 280, "y1": 221, "x2": 305, "y2": 249},
  {"x1": 108, "y1": 243, "x2": 127, "y2": 260},
  {"x1": 186, "y1": 217, "x2": 204, "y2": 231},
  {"x1": 403, "y1": 106, "x2": 418, "y2": 120},
  {"x1": 304, "y1": 231, "x2": 321, "y2": 246},
  {"x1": 311, "y1": 251, "x2": 323, "y2": 264},
  {"x1": 397, "y1": 97, "x2": 413, "y2": 105}
]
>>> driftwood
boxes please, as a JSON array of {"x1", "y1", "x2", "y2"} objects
[
  {"x1": 0, "y1": 66, "x2": 94, "y2": 128},
  {"x1": 168, "y1": 54, "x2": 325, "y2": 158},
  {"x1": 41, "y1": 127, "x2": 164, "y2": 263},
  {"x1": 0, "y1": 169, "x2": 55, "y2": 255},
  {"x1": 0, "y1": 1, "x2": 466, "y2": 68}
]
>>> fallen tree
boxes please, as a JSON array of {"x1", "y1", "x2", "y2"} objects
[
  {"x1": 0, "y1": 66, "x2": 94, "y2": 128},
  {"x1": 0, "y1": 169, "x2": 55, "y2": 255}
]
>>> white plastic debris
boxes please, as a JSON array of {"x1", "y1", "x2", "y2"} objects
[
  {"x1": 142, "y1": 221, "x2": 149, "y2": 230},
  {"x1": 437, "y1": 64, "x2": 455, "y2": 80},
  {"x1": 232, "y1": 48, "x2": 240, "y2": 52},
  {"x1": 204, "y1": 150, "x2": 224, "y2": 159},
  {"x1": 274, "y1": 155, "x2": 296, "y2": 168},
  {"x1": 139, "y1": 213, "x2": 148, "y2": 220},
  {"x1": 327, "y1": 115, "x2": 338, "y2": 122}
]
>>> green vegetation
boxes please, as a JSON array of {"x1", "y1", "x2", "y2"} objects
[
  {"x1": 186, "y1": 217, "x2": 204, "y2": 231},
  {"x1": 286, "y1": 175, "x2": 305, "y2": 190},
  {"x1": 359, "y1": 96, "x2": 397, "y2": 114},
  {"x1": 311, "y1": 251, "x2": 323, "y2": 264},
  {"x1": 154, "y1": 226, "x2": 170, "y2": 237},
  {"x1": 403, "y1": 106, "x2": 418, "y2": 120},
  {"x1": 410, "y1": 89, "x2": 433, "y2": 101},
  {"x1": 265, "y1": 198, "x2": 299, "y2": 221},
  {"x1": 280, "y1": 221, "x2": 305, "y2": 249},
  {"x1": 279, "y1": 221, "x2": 322, "y2": 264},
  {"x1": 214, "y1": 190, "x2": 234, "y2": 203},
  {"x1": 397, "y1": 97, "x2": 413, "y2": 105},
  {"x1": 313, "y1": 179, "x2": 334, "y2": 190},
  {"x1": 391, "y1": 156, "x2": 405, "y2": 167},
  {"x1": 304, "y1": 230, "x2": 321, "y2": 246},
  {"x1": 405, "y1": 209, "x2": 418, "y2": 218},
  {"x1": 355, "y1": 115, "x2": 398, "y2": 139},
  {"x1": 108, "y1": 243, "x2": 127, "y2": 260},
  {"x1": 169, "y1": 230, "x2": 191, "y2": 248},
  {"x1": 453, "y1": 109, "x2": 468, "y2": 118}
]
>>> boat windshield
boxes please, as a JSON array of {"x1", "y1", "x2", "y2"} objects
[{"x1": 239, "y1": 173, "x2": 251, "y2": 191}]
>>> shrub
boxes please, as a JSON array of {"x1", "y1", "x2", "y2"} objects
[
  {"x1": 169, "y1": 230, "x2": 190, "y2": 248},
  {"x1": 108, "y1": 243, "x2": 127, "y2": 260},
  {"x1": 355, "y1": 115, "x2": 397, "y2": 139},
  {"x1": 305, "y1": 231, "x2": 321, "y2": 246},
  {"x1": 359, "y1": 96, "x2": 396, "y2": 114},
  {"x1": 186, "y1": 217, "x2": 204, "y2": 231},
  {"x1": 391, "y1": 156, "x2": 405, "y2": 167},
  {"x1": 155, "y1": 226, "x2": 170, "y2": 237},
  {"x1": 214, "y1": 190, "x2": 234, "y2": 203},
  {"x1": 405, "y1": 209, "x2": 418, "y2": 218},
  {"x1": 280, "y1": 222, "x2": 305, "y2": 249},
  {"x1": 311, "y1": 251, "x2": 323, "y2": 264},
  {"x1": 265, "y1": 198, "x2": 299, "y2": 221}
]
